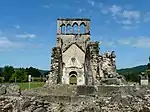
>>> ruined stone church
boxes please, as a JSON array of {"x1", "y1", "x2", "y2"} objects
[{"x1": 47, "y1": 18, "x2": 120, "y2": 85}]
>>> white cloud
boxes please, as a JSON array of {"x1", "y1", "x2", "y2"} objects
[
  {"x1": 122, "y1": 10, "x2": 140, "y2": 20},
  {"x1": 99, "y1": 4, "x2": 141, "y2": 29},
  {"x1": 16, "y1": 32, "x2": 36, "y2": 39},
  {"x1": 88, "y1": 0, "x2": 95, "y2": 6},
  {"x1": 132, "y1": 37, "x2": 150, "y2": 48},
  {"x1": 0, "y1": 37, "x2": 23, "y2": 49},
  {"x1": 116, "y1": 19, "x2": 133, "y2": 25},
  {"x1": 100, "y1": 4, "x2": 122, "y2": 16},
  {"x1": 117, "y1": 37, "x2": 150, "y2": 48},
  {"x1": 98, "y1": 36, "x2": 150, "y2": 49},
  {"x1": 14, "y1": 25, "x2": 20, "y2": 29},
  {"x1": 109, "y1": 5, "x2": 122, "y2": 16}
]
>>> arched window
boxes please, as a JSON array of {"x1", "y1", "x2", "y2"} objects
[
  {"x1": 61, "y1": 24, "x2": 65, "y2": 34},
  {"x1": 73, "y1": 23, "x2": 78, "y2": 34},
  {"x1": 66, "y1": 24, "x2": 71, "y2": 33},
  {"x1": 80, "y1": 23, "x2": 86, "y2": 34}
]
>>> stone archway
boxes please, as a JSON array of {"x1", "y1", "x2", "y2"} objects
[{"x1": 69, "y1": 71, "x2": 77, "y2": 85}]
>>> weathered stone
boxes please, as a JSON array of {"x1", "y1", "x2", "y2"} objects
[
  {"x1": 0, "y1": 85, "x2": 6, "y2": 95},
  {"x1": 33, "y1": 107, "x2": 46, "y2": 112},
  {"x1": 6, "y1": 84, "x2": 21, "y2": 96},
  {"x1": 139, "y1": 106, "x2": 150, "y2": 112},
  {"x1": 3, "y1": 103, "x2": 13, "y2": 110},
  {"x1": 46, "y1": 18, "x2": 123, "y2": 86},
  {"x1": 21, "y1": 99, "x2": 31, "y2": 110}
]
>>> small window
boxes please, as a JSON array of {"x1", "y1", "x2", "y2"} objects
[
  {"x1": 73, "y1": 23, "x2": 78, "y2": 34},
  {"x1": 66, "y1": 24, "x2": 71, "y2": 33},
  {"x1": 61, "y1": 24, "x2": 65, "y2": 34},
  {"x1": 80, "y1": 23, "x2": 86, "y2": 34}
]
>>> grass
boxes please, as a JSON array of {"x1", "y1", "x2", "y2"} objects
[{"x1": 18, "y1": 82, "x2": 45, "y2": 90}]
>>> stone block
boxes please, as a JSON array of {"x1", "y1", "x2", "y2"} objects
[
  {"x1": 6, "y1": 84, "x2": 21, "y2": 96},
  {"x1": 0, "y1": 85, "x2": 6, "y2": 95},
  {"x1": 140, "y1": 79, "x2": 149, "y2": 85},
  {"x1": 76, "y1": 85, "x2": 96, "y2": 95}
]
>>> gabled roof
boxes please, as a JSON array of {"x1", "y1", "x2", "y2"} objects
[{"x1": 63, "y1": 42, "x2": 85, "y2": 53}]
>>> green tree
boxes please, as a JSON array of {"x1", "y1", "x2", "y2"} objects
[
  {"x1": 0, "y1": 67, "x2": 3, "y2": 77},
  {"x1": 3, "y1": 66, "x2": 15, "y2": 82},
  {"x1": 117, "y1": 65, "x2": 147, "y2": 82},
  {"x1": 10, "y1": 68, "x2": 28, "y2": 82},
  {"x1": 43, "y1": 71, "x2": 50, "y2": 77},
  {"x1": 0, "y1": 68, "x2": 4, "y2": 82},
  {"x1": 26, "y1": 67, "x2": 42, "y2": 77}
]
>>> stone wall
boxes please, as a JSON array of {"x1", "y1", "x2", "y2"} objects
[{"x1": 1, "y1": 84, "x2": 150, "y2": 112}]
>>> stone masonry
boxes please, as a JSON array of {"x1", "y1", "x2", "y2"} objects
[{"x1": 47, "y1": 18, "x2": 121, "y2": 85}]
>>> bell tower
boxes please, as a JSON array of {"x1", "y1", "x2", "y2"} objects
[{"x1": 56, "y1": 18, "x2": 91, "y2": 52}]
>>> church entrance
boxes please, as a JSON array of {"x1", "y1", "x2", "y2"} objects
[{"x1": 69, "y1": 71, "x2": 77, "y2": 85}]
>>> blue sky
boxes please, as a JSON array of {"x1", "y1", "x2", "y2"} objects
[{"x1": 0, "y1": 0, "x2": 150, "y2": 70}]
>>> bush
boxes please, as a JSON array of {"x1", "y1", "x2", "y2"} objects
[{"x1": 32, "y1": 77, "x2": 43, "y2": 82}]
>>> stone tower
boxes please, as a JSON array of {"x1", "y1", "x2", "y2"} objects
[
  {"x1": 56, "y1": 18, "x2": 90, "y2": 85},
  {"x1": 47, "y1": 18, "x2": 119, "y2": 86}
]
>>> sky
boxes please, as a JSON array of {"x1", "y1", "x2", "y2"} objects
[{"x1": 0, "y1": 0, "x2": 150, "y2": 70}]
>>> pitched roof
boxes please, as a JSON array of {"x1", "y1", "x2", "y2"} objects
[{"x1": 63, "y1": 42, "x2": 85, "y2": 53}]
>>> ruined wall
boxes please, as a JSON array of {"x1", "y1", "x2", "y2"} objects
[
  {"x1": 85, "y1": 41, "x2": 100, "y2": 85},
  {"x1": 1, "y1": 84, "x2": 150, "y2": 112},
  {"x1": 48, "y1": 18, "x2": 121, "y2": 86},
  {"x1": 48, "y1": 47, "x2": 63, "y2": 84}
]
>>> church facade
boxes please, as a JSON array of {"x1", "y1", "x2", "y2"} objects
[{"x1": 47, "y1": 18, "x2": 119, "y2": 85}]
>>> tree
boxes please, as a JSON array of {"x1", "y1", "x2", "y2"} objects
[
  {"x1": 26, "y1": 67, "x2": 42, "y2": 77},
  {"x1": 0, "y1": 67, "x2": 3, "y2": 77},
  {"x1": 0, "y1": 68, "x2": 4, "y2": 82},
  {"x1": 43, "y1": 71, "x2": 50, "y2": 77},
  {"x1": 117, "y1": 65, "x2": 147, "y2": 82},
  {"x1": 10, "y1": 68, "x2": 28, "y2": 82},
  {"x1": 3, "y1": 66, "x2": 15, "y2": 82}
]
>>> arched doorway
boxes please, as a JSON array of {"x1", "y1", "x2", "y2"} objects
[{"x1": 69, "y1": 71, "x2": 77, "y2": 85}]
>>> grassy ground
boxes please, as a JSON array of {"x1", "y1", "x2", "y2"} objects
[{"x1": 18, "y1": 82, "x2": 45, "y2": 90}]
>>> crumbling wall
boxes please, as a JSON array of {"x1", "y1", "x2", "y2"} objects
[
  {"x1": 1, "y1": 84, "x2": 150, "y2": 112},
  {"x1": 48, "y1": 47, "x2": 63, "y2": 85}
]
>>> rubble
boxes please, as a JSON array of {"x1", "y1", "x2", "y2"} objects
[{"x1": 0, "y1": 85, "x2": 150, "y2": 112}]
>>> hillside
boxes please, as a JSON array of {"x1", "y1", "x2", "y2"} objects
[
  {"x1": 117, "y1": 65, "x2": 147, "y2": 82},
  {"x1": 117, "y1": 65, "x2": 147, "y2": 73}
]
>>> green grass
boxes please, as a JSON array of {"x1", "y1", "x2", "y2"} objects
[{"x1": 18, "y1": 82, "x2": 45, "y2": 90}]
